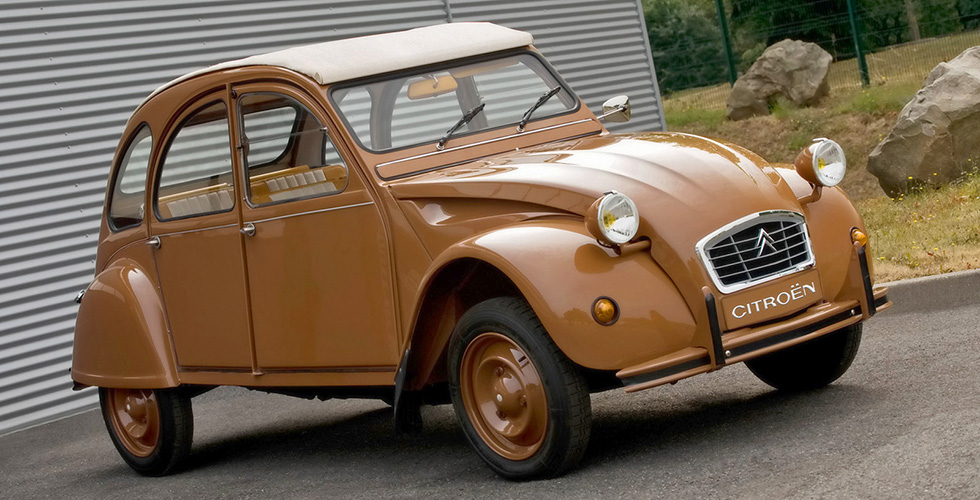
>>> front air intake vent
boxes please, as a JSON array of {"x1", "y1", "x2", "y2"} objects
[{"x1": 696, "y1": 211, "x2": 815, "y2": 293}]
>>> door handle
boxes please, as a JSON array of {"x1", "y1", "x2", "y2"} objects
[
  {"x1": 146, "y1": 236, "x2": 161, "y2": 249},
  {"x1": 241, "y1": 223, "x2": 256, "y2": 237}
]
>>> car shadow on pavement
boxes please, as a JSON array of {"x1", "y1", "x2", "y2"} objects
[
  {"x1": 176, "y1": 402, "x2": 475, "y2": 477},
  {"x1": 581, "y1": 382, "x2": 874, "y2": 471},
  {"x1": 140, "y1": 381, "x2": 876, "y2": 480}
]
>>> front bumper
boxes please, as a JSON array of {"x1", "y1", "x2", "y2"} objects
[
  {"x1": 616, "y1": 243, "x2": 890, "y2": 393},
  {"x1": 617, "y1": 288, "x2": 889, "y2": 392}
]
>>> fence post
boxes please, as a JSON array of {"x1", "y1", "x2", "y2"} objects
[
  {"x1": 845, "y1": 0, "x2": 871, "y2": 87},
  {"x1": 714, "y1": 0, "x2": 738, "y2": 86}
]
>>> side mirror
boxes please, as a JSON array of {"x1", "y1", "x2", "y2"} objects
[{"x1": 599, "y1": 95, "x2": 631, "y2": 123}]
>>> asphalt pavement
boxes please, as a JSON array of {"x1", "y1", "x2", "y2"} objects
[{"x1": 2, "y1": 271, "x2": 979, "y2": 499}]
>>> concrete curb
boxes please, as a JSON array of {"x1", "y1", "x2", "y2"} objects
[{"x1": 876, "y1": 269, "x2": 980, "y2": 315}]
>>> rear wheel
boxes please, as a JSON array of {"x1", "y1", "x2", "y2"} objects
[
  {"x1": 100, "y1": 387, "x2": 193, "y2": 476},
  {"x1": 745, "y1": 323, "x2": 862, "y2": 391},
  {"x1": 448, "y1": 297, "x2": 591, "y2": 480}
]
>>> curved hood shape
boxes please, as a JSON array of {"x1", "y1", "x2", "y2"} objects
[{"x1": 389, "y1": 132, "x2": 804, "y2": 299}]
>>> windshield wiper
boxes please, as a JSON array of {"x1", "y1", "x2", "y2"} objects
[
  {"x1": 437, "y1": 103, "x2": 486, "y2": 150},
  {"x1": 517, "y1": 86, "x2": 562, "y2": 132}
]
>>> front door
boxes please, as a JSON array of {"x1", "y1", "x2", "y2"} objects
[
  {"x1": 232, "y1": 86, "x2": 398, "y2": 371},
  {"x1": 149, "y1": 95, "x2": 253, "y2": 370}
]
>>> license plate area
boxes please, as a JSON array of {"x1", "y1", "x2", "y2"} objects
[{"x1": 720, "y1": 269, "x2": 823, "y2": 330}]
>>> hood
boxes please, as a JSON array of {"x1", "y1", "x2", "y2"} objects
[
  {"x1": 389, "y1": 132, "x2": 803, "y2": 299},
  {"x1": 390, "y1": 132, "x2": 800, "y2": 242}
]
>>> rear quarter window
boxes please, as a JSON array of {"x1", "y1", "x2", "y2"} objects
[{"x1": 107, "y1": 125, "x2": 153, "y2": 231}]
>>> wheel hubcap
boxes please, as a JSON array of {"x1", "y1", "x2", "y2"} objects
[
  {"x1": 107, "y1": 388, "x2": 160, "y2": 457},
  {"x1": 460, "y1": 332, "x2": 548, "y2": 460}
]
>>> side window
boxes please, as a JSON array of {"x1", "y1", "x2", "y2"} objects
[
  {"x1": 108, "y1": 125, "x2": 152, "y2": 230},
  {"x1": 239, "y1": 93, "x2": 348, "y2": 206},
  {"x1": 155, "y1": 101, "x2": 235, "y2": 220}
]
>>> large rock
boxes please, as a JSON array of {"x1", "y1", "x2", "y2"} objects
[
  {"x1": 726, "y1": 39, "x2": 832, "y2": 121},
  {"x1": 868, "y1": 47, "x2": 980, "y2": 196}
]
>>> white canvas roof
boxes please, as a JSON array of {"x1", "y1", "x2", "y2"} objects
[{"x1": 141, "y1": 22, "x2": 533, "y2": 106}]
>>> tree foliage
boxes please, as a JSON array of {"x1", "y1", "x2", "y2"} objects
[
  {"x1": 960, "y1": 0, "x2": 980, "y2": 28},
  {"x1": 644, "y1": 0, "x2": 728, "y2": 93},
  {"x1": 862, "y1": 0, "x2": 963, "y2": 48}
]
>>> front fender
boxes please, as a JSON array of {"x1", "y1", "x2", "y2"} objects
[
  {"x1": 424, "y1": 218, "x2": 696, "y2": 370},
  {"x1": 71, "y1": 248, "x2": 178, "y2": 389}
]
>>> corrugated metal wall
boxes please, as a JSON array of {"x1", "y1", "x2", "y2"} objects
[{"x1": 0, "y1": 0, "x2": 663, "y2": 436}]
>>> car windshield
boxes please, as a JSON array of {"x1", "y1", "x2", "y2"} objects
[{"x1": 330, "y1": 52, "x2": 578, "y2": 152}]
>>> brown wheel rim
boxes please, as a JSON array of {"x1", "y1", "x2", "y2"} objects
[
  {"x1": 106, "y1": 388, "x2": 160, "y2": 457},
  {"x1": 460, "y1": 332, "x2": 548, "y2": 461}
]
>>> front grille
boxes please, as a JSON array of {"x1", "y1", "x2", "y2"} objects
[{"x1": 697, "y1": 211, "x2": 814, "y2": 293}]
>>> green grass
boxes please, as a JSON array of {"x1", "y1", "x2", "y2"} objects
[
  {"x1": 832, "y1": 82, "x2": 921, "y2": 115},
  {"x1": 662, "y1": 107, "x2": 725, "y2": 127}
]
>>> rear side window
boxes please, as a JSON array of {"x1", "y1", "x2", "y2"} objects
[
  {"x1": 108, "y1": 125, "x2": 152, "y2": 231},
  {"x1": 155, "y1": 101, "x2": 235, "y2": 220}
]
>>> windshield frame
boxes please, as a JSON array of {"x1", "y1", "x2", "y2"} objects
[{"x1": 326, "y1": 49, "x2": 582, "y2": 155}]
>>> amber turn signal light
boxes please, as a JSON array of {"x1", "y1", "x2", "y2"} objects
[
  {"x1": 851, "y1": 228, "x2": 868, "y2": 247},
  {"x1": 592, "y1": 297, "x2": 619, "y2": 326}
]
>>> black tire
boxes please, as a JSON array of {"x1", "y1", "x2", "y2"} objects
[
  {"x1": 99, "y1": 387, "x2": 193, "y2": 476},
  {"x1": 745, "y1": 323, "x2": 863, "y2": 391},
  {"x1": 448, "y1": 297, "x2": 591, "y2": 480}
]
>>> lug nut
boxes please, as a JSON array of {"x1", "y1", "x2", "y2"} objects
[{"x1": 494, "y1": 366, "x2": 504, "y2": 376}]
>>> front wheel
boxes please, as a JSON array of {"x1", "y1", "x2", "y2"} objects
[
  {"x1": 745, "y1": 323, "x2": 862, "y2": 391},
  {"x1": 100, "y1": 387, "x2": 193, "y2": 476},
  {"x1": 448, "y1": 297, "x2": 591, "y2": 480}
]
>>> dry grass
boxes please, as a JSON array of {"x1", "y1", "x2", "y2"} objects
[{"x1": 858, "y1": 173, "x2": 980, "y2": 282}]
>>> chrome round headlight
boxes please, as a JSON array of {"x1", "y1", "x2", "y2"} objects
[
  {"x1": 587, "y1": 191, "x2": 639, "y2": 245},
  {"x1": 811, "y1": 139, "x2": 846, "y2": 187},
  {"x1": 796, "y1": 138, "x2": 846, "y2": 187}
]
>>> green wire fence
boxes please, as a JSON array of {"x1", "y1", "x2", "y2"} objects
[{"x1": 644, "y1": 0, "x2": 980, "y2": 111}]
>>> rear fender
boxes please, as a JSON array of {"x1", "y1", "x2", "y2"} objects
[{"x1": 72, "y1": 247, "x2": 178, "y2": 389}]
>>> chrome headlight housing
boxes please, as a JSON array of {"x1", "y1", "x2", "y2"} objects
[
  {"x1": 586, "y1": 191, "x2": 640, "y2": 245},
  {"x1": 795, "y1": 138, "x2": 846, "y2": 187}
]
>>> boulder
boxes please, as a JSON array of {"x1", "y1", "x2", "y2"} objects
[
  {"x1": 868, "y1": 46, "x2": 980, "y2": 196},
  {"x1": 726, "y1": 39, "x2": 832, "y2": 121}
]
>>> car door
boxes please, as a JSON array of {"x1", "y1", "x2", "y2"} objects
[
  {"x1": 148, "y1": 93, "x2": 254, "y2": 370},
  {"x1": 232, "y1": 84, "x2": 398, "y2": 371}
]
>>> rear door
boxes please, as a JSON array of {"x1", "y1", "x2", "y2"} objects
[{"x1": 149, "y1": 93, "x2": 253, "y2": 370}]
